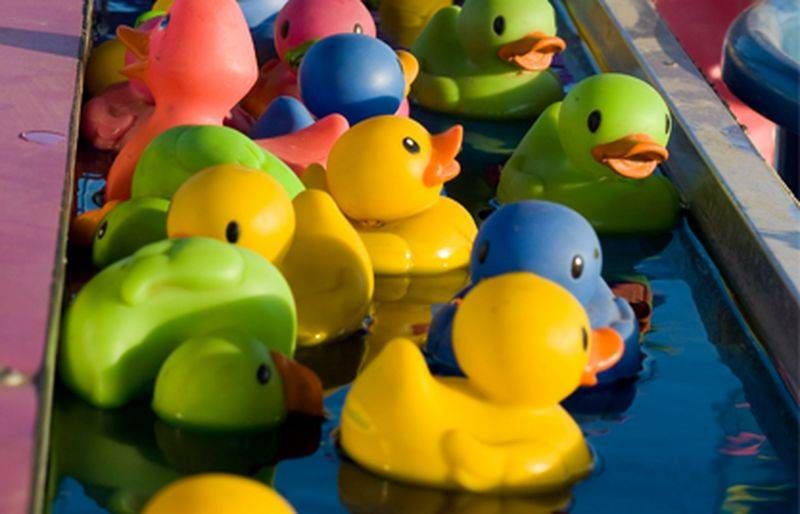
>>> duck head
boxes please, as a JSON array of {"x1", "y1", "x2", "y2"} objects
[
  {"x1": 152, "y1": 335, "x2": 322, "y2": 431},
  {"x1": 117, "y1": 0, "x2": 258, "y2": 110},
  {"x1": 558, "y1": 73, "x2": 672, "y2": 180},
  {"x1": 167, "y1": 164, "x2": 296, "y2": 263},
  {"x1": 470, "y1": 201, "x2": 602, "y2": 306},
  {"x1": 143, "y1": 474, "x2": 296, "y2": 514},
  {"x1": 326, "y1": 116, "x2": 463, "y2": 222},
  {"x1": 274, "y1": 0, "x2": 376, "y2": 69},
  {"x1": 453, "y1": 273, "x2": 624, "y2": 407},
  {"x1": 457, "y1": 0, "x2": 565, "y2": 71}
]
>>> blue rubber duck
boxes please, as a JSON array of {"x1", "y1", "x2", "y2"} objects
[
  {"x1": 426, "y1": 200, "x2": 642, "y2": 384},
  {"x1": 249, "y1": 96, "x2": 315, "y2": 138}
]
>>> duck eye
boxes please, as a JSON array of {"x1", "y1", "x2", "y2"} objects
[
  {"x1": 96, "y1": 220, "x2": 108, "y2": 240},
  {"x1": 225, "y1": 221, "x2": 240, "y2": 244},
  {"x1": 402, "y1": 136, "x2": 420, "y2": 154},
  {"x1": 256, "y1": 363, "x2": 271, "y2": 384},
  {"x1": 571, "y1": 255, "x2": 584, "y2": 279},
  {"x1": 158, "y1": 14, "x2": 170, "y2": 30},
  {"x1": 280, "y1": 20, "x2": 290, "y2": 39},
  {"x1": 581, "y1": 327, "x2": 588, "y2": 351},
  {"x1": 477, "y1": 241, "x2": 490, "y2": 264},
  {"x1": 665, "y1": 113, "x2": 671, "y2": 134},
  {"x1": 492, "y1": 16, "x2": 505, "y2": 36},
  {"x1": 353, "y1": 23, "x2": 363, "y2": 34},
  {"x1": 587, "y1": 110, "x2": 601, "y2": 133}
]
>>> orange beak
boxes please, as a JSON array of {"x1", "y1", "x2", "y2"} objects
[
  {"x1": 591, "y1": 133, "x2": 669, "y2": 179},
  {"x1": 396, "y1": 50, "x2": 419, "y2": 97},
  {"x1": 498, "y1": 31, "x2": 566, "y2": 71},
  {"x1": 117, "y1": 26, "x2": 151, "y2": 80},
  {"x1": 271, "y1": 351, "x2": 324, "y2": 417},
  {"x1": 422, "y1": 125, "x2": 463, "y2": 187},
  {"x1": 580, "y1": 327, "x2": 625, "y2": 387}
]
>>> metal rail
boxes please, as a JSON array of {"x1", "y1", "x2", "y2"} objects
[{"x1": 565, "y1": 0, "x2": 800, "y2": 399}]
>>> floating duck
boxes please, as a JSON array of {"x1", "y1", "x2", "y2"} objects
[
  {"x1": 104, "y1": 0, "x2": 258, "y2": 202},
  {"x1": 92, "y1": 197, "x2": 169, "y2": 268},
  {"x1": 143, "y1": 475, "x2": 295, "y2": 514},
  {"x1": 426, "y1": 201, "x2": 642, "y2": 384},
  {"x1": 379, "y1": 0, "x2": 451, "y2": 49},
  {"x1": 85, "y1": 37, "x2": 128, "y2": 97},
  {"x1": 341, "y1": 273, "x2": 624, "y2": 493},
  {"x1": 298, "y1": 33, "x2": 419, "y2": 125},
  {"x1": 241, "y1": 0, "x2": 376, "y2": 117},
  {"x1": 131, "y1": 125, "x2": 304, "y2": 200},
  {"x1": 60, "y1": 238, "x2": 302, "y2": 411},
  {"x1": 305, "y1": 115, "x2": 477, "y2": 275},
  {"x1": 497, "y1": 73, "x2": 682, "y2": 234},
  {"x1": 249, "y1": 96, "x2": 315, "y2": 138},
  {"x1": 167, "y1": 164, "x2": 374, "y2": 346},
  {"x1": 411, "y1": 0, "x2": 565, "y2": 119}
]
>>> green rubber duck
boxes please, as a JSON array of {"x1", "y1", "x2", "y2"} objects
[
  {"x1": 497, "y1": 73, "x2": 681, "y2": 235},
  {"x1": 60, "y1": 238, "x2": 321, "y2": 423},
  {"x1": 131, "y1": 125, "x2": 305, "y2": 201},
  {"x1": 92, "y1": 197, "x2": 170, "y2": 269},
  {"x1": 411, "y1": 0, "x2": 565, "y2": 119}
]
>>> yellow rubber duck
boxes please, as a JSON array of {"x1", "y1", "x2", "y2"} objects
[
  {"x1": 304, "y1": 115, "x2": 477, "y2": 276},
  {"x1": 85, "y1": 38, "x2": 128, "y2": 97},
  {"x1": 341, "y1": 272, "x2": 625, "y2": 493},
  {"x1": 168, "y1": 164, "x2": 374, "y2": 346},
  {"x1": 142, "y1": 474, "x2": 295, "y2": 514},
  {"x1": 379, "y1": 0, "x2": 451, "y2": 48}
]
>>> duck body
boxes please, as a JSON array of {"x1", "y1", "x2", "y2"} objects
[
  {"x1": 379, "y1": 0, "x2": 451, "y2": 49},
  {"x1": 309, "y1": 115, "x2": 477, "y2": 276},
  {"x1": 342, "y1": 273, "x2": 621, "y2": 492},
  {"x1": 427, "y1": 201, "x2": 641, "y2": 383},
  {"x1": 341, "y1": 339, "x2": 591, "y2": 493},
  {"x1": 497, "y1": 74, "x2": 681, "y2": 235},
  {"x1": 411, "y1": 3, "x2": 564, "y2": 120}
]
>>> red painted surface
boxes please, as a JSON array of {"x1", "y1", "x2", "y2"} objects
[
  {"x1": 0, "y1": 0, "x2": 85, "y2": 511},
  {"x1": 654, "y1": 0, "x2": 777, "y2": 164}
]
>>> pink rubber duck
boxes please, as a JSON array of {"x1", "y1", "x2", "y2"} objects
[
  {"x1": 241, "y1": 0, "x2": 377, "y2": 118},
  {"x1": 104, "y1": 0, "x2": 258, "y2": 201}
]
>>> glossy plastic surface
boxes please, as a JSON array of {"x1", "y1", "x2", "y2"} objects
[
  {"x1": 379, "y1": 0, "x2": 451, "y2": 48},
  {"x1": 249, "y1": 96, "x2": 315, "y2": 139},
  {"x1": 497, "y1": 73, "x2": 680, "y2": 234},
  {"x1": 92, "y1": 197, "x2": 169, "y2": 268}
]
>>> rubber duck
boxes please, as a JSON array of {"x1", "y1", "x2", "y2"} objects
[
  {"x1": 104, "y1": 0, "x2": 258, "y2": 202},
  {"x1": 241, "y1": 0, "x2": 376, "y2": 117},
  {"x1": 379, "y1": 0, "x2": 451, "y2": 49},
  {"x1": 497, "y1": 73, "x2": 682, "y2": 234},
  {"x1": 239, "y1": 0, "x2": 289, "y2": 64},
  {"x1": 167, "y1": 165, "x2": 374, "y2": 346},
  {"x1": 411, "y1": 0, "x2": 565, "y2": 119},
  {"x1": 85, "y1": 38, "x2": 128, "y2": 97},
  {"x1": 298, "y1": 33, "x2": 419, "y2": 125},
  {"x1": 60, "y1": 238, "x2": 298, "y2": 409},
  {"x1": 426, "y1": 201, "x2": 642, "y2": 384},
  {"x1": 131, "y1": 125, "x2": 304, "y2": 201},
  {"x1": 249, "y1": 96, "x2": 315, "y2": 138},
  {"x1": 340, "y1": 273, "x2": 624, "y2": 493},
  {"x1": 92, "y1": 197, "x2": 169, "y2": 268},
  {"x1": 305, "y1": 115, "x2": 477, "y2": 275},
  {"x1": 143, "y1": 475, "x2": 295, "y2": 514}
]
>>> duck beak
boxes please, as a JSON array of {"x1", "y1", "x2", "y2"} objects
[
  {"x1": 580, "y1": 327, "x2": 625, "y2": 387},
  {"x1": 498, "y1": 31, "x2": 566, "y2": 71},
  {"x1": 396, "y1": 50, "x2": 419, "y2": 96},
  {"x1": 117, "y1": 25, "x2": 150, "y2": 60},
  {"x1": 591, "y1": 133, "x2": 669, "y2": 179},
  {"x1": 271, "y1": 351, "x2": 324, "y2": 417},
  {"x1": 422, "y1": 125, "x2": 463, "y2": 187}
]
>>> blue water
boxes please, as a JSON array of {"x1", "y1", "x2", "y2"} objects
[{"x1": 51, "y1": 1, "x2": 799, "y2": 513}]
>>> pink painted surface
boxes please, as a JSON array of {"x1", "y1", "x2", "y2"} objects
[
  {"x1": 654, "y1": 0, "x2": 777, "y2": 164},
  {"x1": 0, "y1": 0, "x2": 85, "y2": 511}
]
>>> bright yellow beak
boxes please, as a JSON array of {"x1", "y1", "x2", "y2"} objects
[
  {"x1": 580, "y1": 327, "x2": 625, "y2": 387},
  {"x1": 498, "y1": 31, "x2": 566, "y2": 71},
  {"x1": 422, "y1": 125, "x2": 463, "y2": 187},
  {"x1": 591, "y1": 133, "x2": 669, "y2": 179}
]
